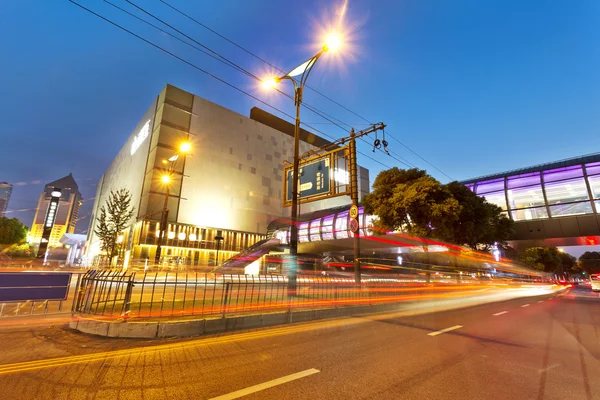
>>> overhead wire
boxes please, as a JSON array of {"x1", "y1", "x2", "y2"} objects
[
  {"x1": 119, "y1": 0, "x2": 413, "y2": 167},
  {"x1": 67, "y1": 0, "x2": 394, "y2": 170},
  {"x1": 158, "y1": 0, "x2": 449, "y2": 178}
]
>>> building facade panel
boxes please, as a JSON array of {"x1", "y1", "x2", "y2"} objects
[{"x1": 85, "y1": 84, "x2": 370, "y2": 268}]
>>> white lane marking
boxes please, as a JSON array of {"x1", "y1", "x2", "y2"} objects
[
  {"x1": 493, "y1": 311, "x2": 508, "y2": 316},
  {"x1": 537, "y1": 300, "x2": 544, "y2": 303},
  {"x1": 428, "y1": 325, "x2": 463, "y2": 336},
  {"x1": 209, "y1": 368, "x2": 320, "y2": 400},
  {"x1": 521, "y1": 304, "x2": 530, "y2": 308},
  {"x1": 538, "y1": 363, "x2": 561, "y2": 373}
]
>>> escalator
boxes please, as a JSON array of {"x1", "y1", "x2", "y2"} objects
[{"x1": 213, "y1": 238, "x2": 282, "y2": 272}]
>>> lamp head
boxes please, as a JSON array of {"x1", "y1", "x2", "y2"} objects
[{"x1": 161, "y1": 175, "x2": 171, "y2": 184}]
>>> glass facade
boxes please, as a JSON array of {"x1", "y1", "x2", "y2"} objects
[
  {"x1": 464, "y1": 158, "x2": 600, "y2": 221},
  {"x1": 276, "y1": 207, "x2": 374, "y2": 244}
]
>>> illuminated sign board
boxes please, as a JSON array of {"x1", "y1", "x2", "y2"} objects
[
  {"x1": 130, "y1": 120, "x2": 151, "y2": 155},
  {"x1": 283, "y1": 146, "x2": 351, "y2": 206},
  {"x1": 285, "y1": 157, "x2": 331, "y2": 204}
]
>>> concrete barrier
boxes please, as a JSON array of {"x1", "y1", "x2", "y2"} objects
[
  {"x1": 71, "y1": 288, "x2": 555, "y2": 339},
  {"x1": 70, "y1": 302, "x2": 409, "y2": 339}
]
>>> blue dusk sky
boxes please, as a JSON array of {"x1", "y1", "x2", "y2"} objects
[{"x1": 0, "y1": 0, "x2": 598, "y2": 233}]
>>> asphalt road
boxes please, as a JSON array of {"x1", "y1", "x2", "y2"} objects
[{"x1": 0, "y1": 286, "x2": 598, "y2": 399}]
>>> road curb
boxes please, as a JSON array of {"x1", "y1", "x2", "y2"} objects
[
  {"x1": 70, "y1": 288, "x2": 562, "y2": 339},
  {"x1": 71, "y1": 301, "x2": 407, "y2": 339}
]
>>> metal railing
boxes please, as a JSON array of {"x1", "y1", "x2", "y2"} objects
[
  {"x1": 0, "y1": 272, "x2": 85, "y2": 318},
  {"x1": 72, "y1": 270, "x2": 498, "y2": 320}
]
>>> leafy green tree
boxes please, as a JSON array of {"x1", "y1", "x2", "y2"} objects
[
  {"x1": 521, "y1": 247, "x2": 574, "y2": 274},
  {"x1": 363, "y1": 168, "x2": 514, "y2": 249},
  {"x1": 445, "y1": 182, "x2": 514, "y2": 250},
  {"x1": 94, "y1": 189, "x2": 135, "y2": 265},
  {"x1": 578, "y1": 251, "x2": 600, "y2": 274},
  {"x1": 0, "y1": 217, "x2": 28, "y2": 245},
  {"x1": 557, "y1": 252, "x2": 577, "y2": 274},
  {"x1": 363, "y1": 168, "x2": 460, "y2": 242}
]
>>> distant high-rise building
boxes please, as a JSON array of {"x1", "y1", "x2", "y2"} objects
[
  {"x1": 31, "y1": 174, "x2": 82, "y2": 255},
  {"x1": 0, "y1": 182, "x2": 12, "y2": 217}
]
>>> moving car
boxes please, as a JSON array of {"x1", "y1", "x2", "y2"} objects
[{"x1": 591, "y1": 274, "x2": 600, "y2": 292}]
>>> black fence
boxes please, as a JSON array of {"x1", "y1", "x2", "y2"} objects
[{"x1": 72, "y1": 270, "x2": 495, "y2": 320}]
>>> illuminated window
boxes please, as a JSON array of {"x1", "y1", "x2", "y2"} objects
[
  {"x1": 309, "y1": 219, "x2": 321, "y2": 242},
  {"x1": 298, "y1": 222, "x2": 309, "y2": 243},
  {"x1": 507, "y1": 173, "x2": 540, "y2": 189},
  {"x1": 585, "y1": 162, "x2": 600, "y2": 176},
  {"x1": 507, "y1": 185, "x2": 545, "y2": 209},
  {"x1": 544, "y1": 178, "x2": 589, "y2": 204},
  {"x1": 475, "y1": 179, "x2": 504, "y2": 194},
  {"x1": 321, "y1": 216, "x2": 334, "y2": 240},
  {"x1": 588, "y1": 175, "x2": 600, "y2": 199},
  {"x1": 334, "y1": 211, "x2": 349, "y2": 239},
  {"x1": 550, "y1": 201, "x2": 593, "y2": 217},
  {"x1": 481, "y1": 191, "x2": 507, "y2": 210},
  {"x1": 543, "y1": 166, "x2": 583, "y2": 183},
  {"x1": 364, "y1": 215, "x2": 376, "y2": 236},
  {"x1": 511, "y1": 206, "x2": 548, "y2": 221}
]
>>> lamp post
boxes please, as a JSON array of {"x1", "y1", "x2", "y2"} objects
[
  {"x1": 262, "y1": 35, "x2": 341, "y2": 294},
  {"x1": 154, "y1": 142, "x2": 191, "y2": 265}
]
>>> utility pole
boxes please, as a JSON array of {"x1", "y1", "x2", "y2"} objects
[
  {"x1": 346, "y1": 123, "x2": 386, "y2": 284},
  {"x1": 349, "y1": 129, "x2": 361, "y2": 284}
]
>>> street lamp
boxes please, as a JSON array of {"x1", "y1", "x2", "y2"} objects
[
  {"x1": 155, "y1": 142, "x2": 191, "y2": 265},
  {"x1": 262, "y1": 34, "x2": 341, "y2": 293}
]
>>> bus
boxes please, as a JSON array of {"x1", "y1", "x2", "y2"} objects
[{"x1": 591, "y1": 274, "x2": 600, "y2": 292}]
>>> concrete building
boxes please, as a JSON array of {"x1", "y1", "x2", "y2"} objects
[
  {"x1": 0, "y1": 182, "x2": 12, "y2": 217},
  {"x1": 85, "y1": 84, "x2": 369, "y2": 268},
  {"x1": 30, "y1": 173, "x2": 82, "y2": 251}
]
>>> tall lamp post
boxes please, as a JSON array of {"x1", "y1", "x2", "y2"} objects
[
  {"x1": 262, "y1": 35, "x2": 342, "y2": 293},
  {"x1": 155, "y1": 142, "x2": 191, "y2": 265}
]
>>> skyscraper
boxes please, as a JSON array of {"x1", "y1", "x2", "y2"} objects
[
  {"x1": 30, "y1": 174, "x2": 82, "y2": 256},
  {"x1": 0, "y1": 182, "x2": 12, "y2": 217}
]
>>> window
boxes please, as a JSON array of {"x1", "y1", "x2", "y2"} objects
[
  {"x1": 298, "y1": 222, "x2": 309, "y2": 243},
  {"x1": 585, "y1": 162, "x2": 600, "y2": 176},
  {"x1": 507, "y1": 173, "x2": 540, "y2": 189},
  {"x1": 511, "y1": 206, "x2": 548, "y2": 221},
  {"x1": 481, "y1": 191, "x2": 507, "y2": 210},
  {"x1": 544, "y1": 178, "x2": 589, "y2": 204},
  {"x1": 475, "y1": 179, "x2": 505, "y2": 194},
  {"x1": 543, "y1": 166, "x2": 583, "y2": 183},
  {"x1": 587, "y1": 175, "x2": 600, "y2": 199},
  {"x1": 507, "y1": 185, "x2": 545, "y2": 209},
  {"x1": 309, "y1": 219, "x2": 321, "y2": 242},
  {"x1": 550, "y1": 201, "x2": 593, "y2": 217},
  {"x1": 364, "y1": 214, "x2": 376, "y2": 236},
  {"x1": 334, "y1": 211, "x2": 349, "y2": 239},
  {"x1": 321, "y1": 216, "x2": 334, "y2": 240}
]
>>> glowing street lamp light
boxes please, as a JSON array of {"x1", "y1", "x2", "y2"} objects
[
  {"x1": 324, "y1": 33, "x2": 342, "y2": 52},
  {"x1": 262, "y1": 34, "x2": 342, "y2": 293},
  {"x1": 161, "y1": 174, "x2": 171, "y2": 184},
  {"x1": 179, "y1": 142, "x2": 191, "y2": 154}
]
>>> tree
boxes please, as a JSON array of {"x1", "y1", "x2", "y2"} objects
[
  {"x1": 363, "y1": 168, "x2": 514, "y2": 249},
  {"x1": 445, "y1": 182, "x2": 514, "y2": 250},
  {"x1": 94, "y1": 189, "x2": 135, "y2": 265},
  {"x1": 557, "y1": 252, "x2": 577, "y2": 274},
  {"x1": 521, "y1": 247, "x2": 575, "y2": 275},
  {"x1": 578, "y1": 251, "x2": 600, "y2": 274},
  {"x1": 0, "y1": 217, "x2": 28, "y2": 245},
  {"x1": 363, "y1": 168, "x2": 460, "y2": 242}
]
